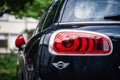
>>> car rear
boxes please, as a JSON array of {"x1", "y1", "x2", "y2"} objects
[
  {"x1": 38, "y1": 0, "x2": 120, "y2": 80},
  {"x1": 38, "y1": 22, "x2": 120, "y2": 80}
]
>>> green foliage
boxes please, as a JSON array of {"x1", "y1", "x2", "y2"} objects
[
  {"x1": 0, "y1": 0, "x2": 52, "y2": 18},
  {"x1": 24, "y1": 0, "x2": 52, "y2": 18},
  {"x1": 0, "y1": 53, "x2": 18, "y2": 80},
  {"x1": 0, "y1": 0, "x2": 33, "y2": 16}
]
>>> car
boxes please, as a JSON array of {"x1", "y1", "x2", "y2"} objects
[{"x1": 15, "y1": 0, "x2": 120, "y2": 80}]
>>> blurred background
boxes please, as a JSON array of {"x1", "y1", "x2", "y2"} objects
[{"x1": 0, "y1": 0, "x2": 52, "y2": 80}]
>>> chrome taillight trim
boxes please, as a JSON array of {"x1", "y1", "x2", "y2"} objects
[{"x1": 49, "y1": 29, "x2": 113, "y2": 56}]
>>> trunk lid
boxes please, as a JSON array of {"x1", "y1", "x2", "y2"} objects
[{"x1": 40, "y1": 23, "x2": 120, "y2": 80}]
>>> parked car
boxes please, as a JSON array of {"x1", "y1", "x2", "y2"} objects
[{"x1": 15, "y1": 0, "x2": 120, "y2": 80}]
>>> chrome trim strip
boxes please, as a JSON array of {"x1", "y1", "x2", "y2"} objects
[{"x1": 59, "y1": 21, "x2": 120, "y2": 25}]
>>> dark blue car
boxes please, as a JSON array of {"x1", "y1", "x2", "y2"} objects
[{"x1": 15, "y1": 0, "x2": 120, "y2": 80}]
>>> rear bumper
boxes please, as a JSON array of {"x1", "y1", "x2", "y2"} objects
[{"x1": 40, "y1": 70, "x2": 120, "y2": 80}]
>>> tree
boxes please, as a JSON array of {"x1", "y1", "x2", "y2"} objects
[{"x1": 0, "y1": 0, "x2": 52, "y2": 18}]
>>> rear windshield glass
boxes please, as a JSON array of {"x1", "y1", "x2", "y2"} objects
[{"x1": 61, "y1": 0, "x2": 120, "y2": 22}]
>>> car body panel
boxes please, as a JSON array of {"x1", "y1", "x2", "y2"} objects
[
  {"x1": 38, "y1": 23, "x2": 120, "y2": 80},
  {"x1": 16, "y1": 0, "x2": 120, "y2": 80}
]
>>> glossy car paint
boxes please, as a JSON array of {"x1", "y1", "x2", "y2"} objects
[
  {"x1": 38, "y1": 23, "x2": 120, "y2": 80},
  {"x1": 16, "y1": 0, "x2": 120, "y2": 80}
]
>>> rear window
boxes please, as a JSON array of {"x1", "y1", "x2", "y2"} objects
[{"x1": 61, "y1": 0, "x2": 120, "y2": 22}]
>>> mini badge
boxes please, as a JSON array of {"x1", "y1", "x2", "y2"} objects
[
  {"x1": 118, "y1": 66, "x2": 120, "y2": 69},
  {"x1": 52, "y1": 61, "x2": 69, "y2": 70}
]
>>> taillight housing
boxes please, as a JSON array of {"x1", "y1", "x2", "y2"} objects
[{"x1": 49, "y1": 29, "x2": 113, "y2": 56}]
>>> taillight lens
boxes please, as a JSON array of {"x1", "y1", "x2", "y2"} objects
[
  {"x1": 49, "y1": 29, "x2": 113, "y2": 56},
  {"x1": 15, "y1": 34, "x2": 25, "y2": 48}
]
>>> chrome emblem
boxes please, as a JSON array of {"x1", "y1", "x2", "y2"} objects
[
  {"x1": 118, "y1": 66, "x2": 120, "y2": 69},
  {"x1": 52, "y1": 61, "x2": 69, "y2": 70}
]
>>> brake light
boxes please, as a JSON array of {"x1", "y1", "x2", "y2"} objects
[{"x1": 49, "y1": 29, "x2": 113, "y2": 56}]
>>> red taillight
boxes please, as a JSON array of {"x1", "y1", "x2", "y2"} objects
[
  {"x1": 49, "y1": 29, "x2": 113, "y2": 56},
  {"x1": 15, "y1": 35, "x2": 25, "y2": 48}
]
